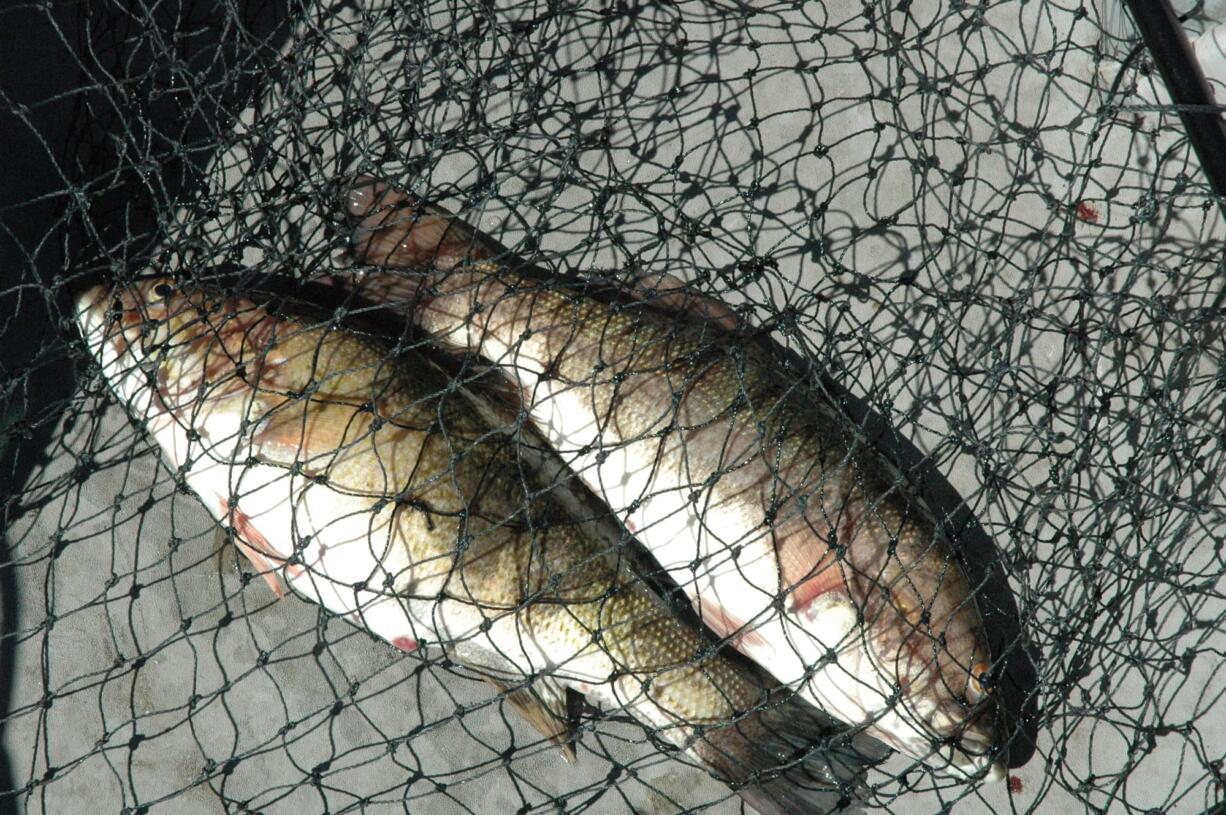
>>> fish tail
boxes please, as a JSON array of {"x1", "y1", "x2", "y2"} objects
[
  {"x1": 689, "y1": 693, "x2": 881, "y2": 815},
  {"x1": 341, "y1": 175, "x2": 507, "y2": 270}
]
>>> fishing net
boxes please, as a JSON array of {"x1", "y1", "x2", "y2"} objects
[{"x1": 2, "y1": 0, "x2": 1224, "y2": 812}]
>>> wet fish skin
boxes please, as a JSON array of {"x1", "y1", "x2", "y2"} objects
[
  {"x1": 76, "y1": 277, "x2": 875, "y2": 815},
  {"x1": 340, "y1": 178, "x2": 1006, "y2": 781}
]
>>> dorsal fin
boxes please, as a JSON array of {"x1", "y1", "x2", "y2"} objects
[{"x1": 625, "y1": 270, "x2": 740, "y2": 331}]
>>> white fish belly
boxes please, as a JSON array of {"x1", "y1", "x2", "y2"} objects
[{"x1": 523, "y1": 372, "x2": 926, "y2": 747}]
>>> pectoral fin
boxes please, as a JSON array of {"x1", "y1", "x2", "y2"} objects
[
  {"x1": 485, "y1": 677, "x2": 579, "y2": 764},
  {"x1": 774, "y1": 518, "x2": 847, "y2": 614},
  {"x1": 251, "y1": 398, "x2": 363, "y2": 471},
  {"x1": 251, "y1": 397, "x2": 416, "y2": 500}
]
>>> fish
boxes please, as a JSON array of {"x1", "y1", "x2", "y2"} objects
[
  {"x1": 75, "y1": 276, "x2": 879, "y2": 815},
  {"x1": 337, "y1": 176, "x2": 1008, "y2": 781}
]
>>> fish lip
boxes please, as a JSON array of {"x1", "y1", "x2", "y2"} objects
[
  {"x1": 850, "y1": 636, "x2": 1005, "y2": 781},
  {"x1": 935, "y1": 753, "x2": 1006, "y2": 782},
  {"x1": 76, "y1": 284, "x2": 120, "y2": 350},
  {"x1": 76, "y1": 284, "x2": 109, "y2": 324},
  {"x1": 944, "y1": 726, "x2": 1005, "y2": 781},
  {"x1": 983, "y1": 758, "x2": 1008, "y2": 782}
]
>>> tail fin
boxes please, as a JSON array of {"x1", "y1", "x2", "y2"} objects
[
  {"x1": 691, "y1": 692, "x2": 885, "y2": 815},
  {"x1": 342, "y1": 176, "x2": 513, "y2": 269}
]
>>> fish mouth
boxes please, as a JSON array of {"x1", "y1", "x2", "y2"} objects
[
  {"x1": 926, "y1": 719, "x2": 1005, "y2": 782},
  {"x1": 76, "y1": 284, "x2": 123, "y2": 352},
  {"x1": 857, "y1": 616, "x2": 1005, "y2": 781},
  {"x1": 869, "y1": 694, "x2": 1006, "y2": 781},
  {"x1": 955, "y1": 730, "x2": 1007, "y2": 782},
  {"x1": 76, "y1": 284, "x2": 110, "y2": 326}
]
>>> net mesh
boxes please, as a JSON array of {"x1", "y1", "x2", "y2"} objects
[{"x1": 3, "y1": 0, "x2": 1225, "y2": 813}]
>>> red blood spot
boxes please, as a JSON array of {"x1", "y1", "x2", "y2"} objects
[
  {"x1": 839, "y1": 511, "x2": 858, "y2": 551},
  {"x1": 392, "y1": 636, "x2": 417, "y2": 653},
  {"x1": 1075, "y1": 201, "x2": 1099, "y2": 224},
  {"x1": 1008, "y1": 775, "x2": 1023, "y2": 794}
]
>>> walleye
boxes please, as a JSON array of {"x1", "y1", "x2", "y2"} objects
[
  {"x1": 339, "y1": 177, "x2": 1008, "y2": 780},
  {"x1": 76, "y1": 277, "x2": 875, "y2": 815}
]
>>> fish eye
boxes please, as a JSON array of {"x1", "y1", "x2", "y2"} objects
[
  {"x1": 153, "y1": 282, "x2": 174, "y2": 298},
  {"x1": 967, "y1": 662, "x2": 992, "y2": 702}
]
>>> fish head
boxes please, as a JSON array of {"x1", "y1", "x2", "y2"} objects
[
  {"x1": 831, "y1": 505, "x2": 1005, "y2": 781},
  {"x1": 79, "y1": 278, "x2": 205, "y2": 406},
  {"x1": 78, "y1": 277, "x2": 210, "y2": 359},
  {"x1": 88, "y1": 276, "x2": 177, "y2": 320},
  {"x1": 77, "y1": 279, "x2": 277, "y2": 405}
]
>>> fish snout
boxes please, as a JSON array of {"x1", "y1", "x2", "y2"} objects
[
  {"x1": 76, "y1": 279, "x2": 190, "y2": 360},
  {"x1": 75, "y1": 283, "x2": 129, "y2": 353},
  {"x1": 76, "y1": 284, "x2": 111, "y2": 325},
  {"x1": 344, "y1": 175, "x2": 412, "y2": 221},
  {"x1": 925, "y1": 701, "x2": 1005, "y2": 781}
]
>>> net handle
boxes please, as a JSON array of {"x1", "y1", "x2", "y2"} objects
[{"x1": 1123, "y1": 0, "x2": 1226, "y2": 217}]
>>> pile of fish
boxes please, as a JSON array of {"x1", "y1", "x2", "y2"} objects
[{"x1": 75, "y1": 176, "x2": 1009, "y2": 814}]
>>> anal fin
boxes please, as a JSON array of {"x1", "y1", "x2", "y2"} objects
[{"x1": 485, "y1": 677, "x2": 579, "y2": 764}]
